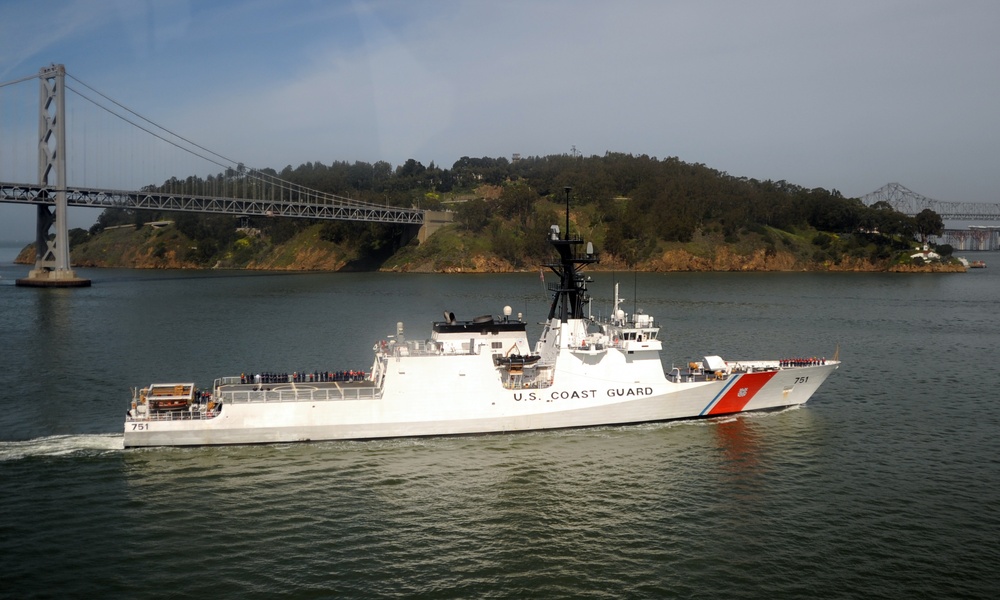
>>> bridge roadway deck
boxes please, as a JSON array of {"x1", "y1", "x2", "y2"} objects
[{"x1": 0, "y1": 182, "x2": 424, "y2": 225}]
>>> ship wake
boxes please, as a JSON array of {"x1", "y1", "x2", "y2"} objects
[{"x1": 0, "y1": 434, "x2": 124, "y2": 461}]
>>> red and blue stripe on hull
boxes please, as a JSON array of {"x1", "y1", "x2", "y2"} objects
[{"x1": 699, "y1": 370, "x2": 779, "y2": 416}]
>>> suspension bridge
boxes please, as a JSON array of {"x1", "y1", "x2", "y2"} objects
[{"x1": 0, "y1": 65, "x2": 437, "y2": 287}]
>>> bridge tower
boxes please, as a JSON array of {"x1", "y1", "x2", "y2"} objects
[{"x1": 16, "y1": 64, "x2": 90, "y2": 287}]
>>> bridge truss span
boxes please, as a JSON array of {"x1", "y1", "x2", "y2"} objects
[
  {"x1": 0, "y1": 182, "x2": 425, "y2": 225},
  {"x1": 861, "y1": 182, "x2": 1000, "y2": 220}
]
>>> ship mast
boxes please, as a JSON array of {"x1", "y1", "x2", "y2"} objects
[{"x1": 545, "y1": 187, "x2": 599, "y2": 322}]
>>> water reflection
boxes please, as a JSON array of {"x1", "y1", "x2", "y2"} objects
[{"x1": 714, "y1": 415, "x2": 763, "y2": 473}]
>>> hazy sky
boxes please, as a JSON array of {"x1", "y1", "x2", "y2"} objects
[{"x1": 1, "y1": 0, "x2": 999, "y2": 242}]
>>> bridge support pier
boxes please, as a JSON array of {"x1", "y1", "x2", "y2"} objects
[
  {"x1": 16, "y1": 64, "x2": 90, "y2": 288},
  {"x1": 418, "y1": 210, "x2": 454, "y2": 243}
]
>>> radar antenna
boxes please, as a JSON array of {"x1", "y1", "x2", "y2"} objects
[{"x1": 544, "y1": 187, "x2": 599, "y2": 322}]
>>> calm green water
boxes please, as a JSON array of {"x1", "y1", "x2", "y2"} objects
[{"x1": 1, "y1": 257, "x2": 998, "y2": 599}]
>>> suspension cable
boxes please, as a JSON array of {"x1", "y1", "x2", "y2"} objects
[
  {"x1": 0, "y1": 72, "x2": 40, "y2": 89},
  {"x1": 66, "y1": 72, "x2": 240, "y2": 168},
  {"x1": 31, "y1": 69, "x2": 418, "y2": 213}
]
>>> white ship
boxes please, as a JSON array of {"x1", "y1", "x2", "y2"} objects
[{"x1": 124, "y1": 205, "x2": 840, "y2": 448}]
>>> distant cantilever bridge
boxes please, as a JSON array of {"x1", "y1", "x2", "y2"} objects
[
  {"x1": 860, "y1": 183, "x2": 1000, "y2": 221},
  {"x1": 861, "y1": 183, "x2": 1000, "y2": 250}
]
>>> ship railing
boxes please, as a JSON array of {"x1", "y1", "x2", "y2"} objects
[
  {"x1": 394, "y1": 342, "x2": 478, "y2": 358},
  {"x1": 218, "y1": 386, "x2": 382, "y2": 404},
  {"x1": 501, "y1": 379, "x2": 553, "y2": 390},
  {"x1": 730, "y1": 360, "x2": 781, "y2": 372},
  {"x1": 128, "y1": 409, "x2": 220, "y2": 422},
  {"x1": 668, "y1": 370, "x2": 730, "y2": 383},
  {"x1": 664, "y1": 359, "x2": 832, "y2": 383},
  {"x1": 665, "y1": 360, "x2": 784, "y2": 383}
]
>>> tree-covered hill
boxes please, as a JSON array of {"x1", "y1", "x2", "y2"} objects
[{"x1": 32, "y1": 152, "x2": 957, "y2": 272}]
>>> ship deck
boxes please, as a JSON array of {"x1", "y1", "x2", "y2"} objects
[{"x1": 217, "y1": 379, "x2": 381, "y2": 403}]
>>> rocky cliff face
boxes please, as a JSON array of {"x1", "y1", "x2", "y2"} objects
[
  {"x1": 244, "y1": 246, "x2": 350, "y2": 271},
  {"x1": 887, "y1": 262, "x2": 966, "y2": 273},
  {"x1": 647, "y1": 247, "x2": 799, "y2": 272},
  {"x1": 15, "y1": 225, "x2": 354, "y2": 271},
  {"x1": 14, "y1": 225, "x2": 966, "y2": 274}
]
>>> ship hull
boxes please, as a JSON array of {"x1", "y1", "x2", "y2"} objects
[{"x1": 123, "y1": 362, "x2": 837, "y2": 448}]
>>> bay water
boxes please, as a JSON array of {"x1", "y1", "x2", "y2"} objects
[{"x1": 1, "y1": 251, "x2": 998, "y2": 599}]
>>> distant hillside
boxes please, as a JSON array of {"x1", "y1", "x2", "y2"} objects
[
  {"x1": 14, "y1": 152, "x2": 963, "y2": 272},
  {"x1": 15, "y1": 217, "x2": 964, "y2": 274}
]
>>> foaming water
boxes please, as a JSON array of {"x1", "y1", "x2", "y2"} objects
[{"x1": 0, "y1": 433, "x2": 124, "y2": 461}]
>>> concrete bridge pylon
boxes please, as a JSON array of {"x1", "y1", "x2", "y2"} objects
[{"x1": 16, "y1": 64, "x2": 90, "y2": 287}]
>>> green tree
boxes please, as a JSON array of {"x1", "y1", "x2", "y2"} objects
[
  {"x1": 915, "y1": 208, "x2": 944, "y2": 243},
  {"x1": 90, "y1": 207, "x2": 136, "y2": 233},
  {"x1": 456, "y1": 198, "x2": 491, "y2": 233},
  {"x1": 498, "y1": 183, "x2": 537, "y2": 226}
]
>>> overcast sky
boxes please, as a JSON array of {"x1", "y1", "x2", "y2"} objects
[{"x1": 1, "y1": 0, "x2": 999, "y2": 242}]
